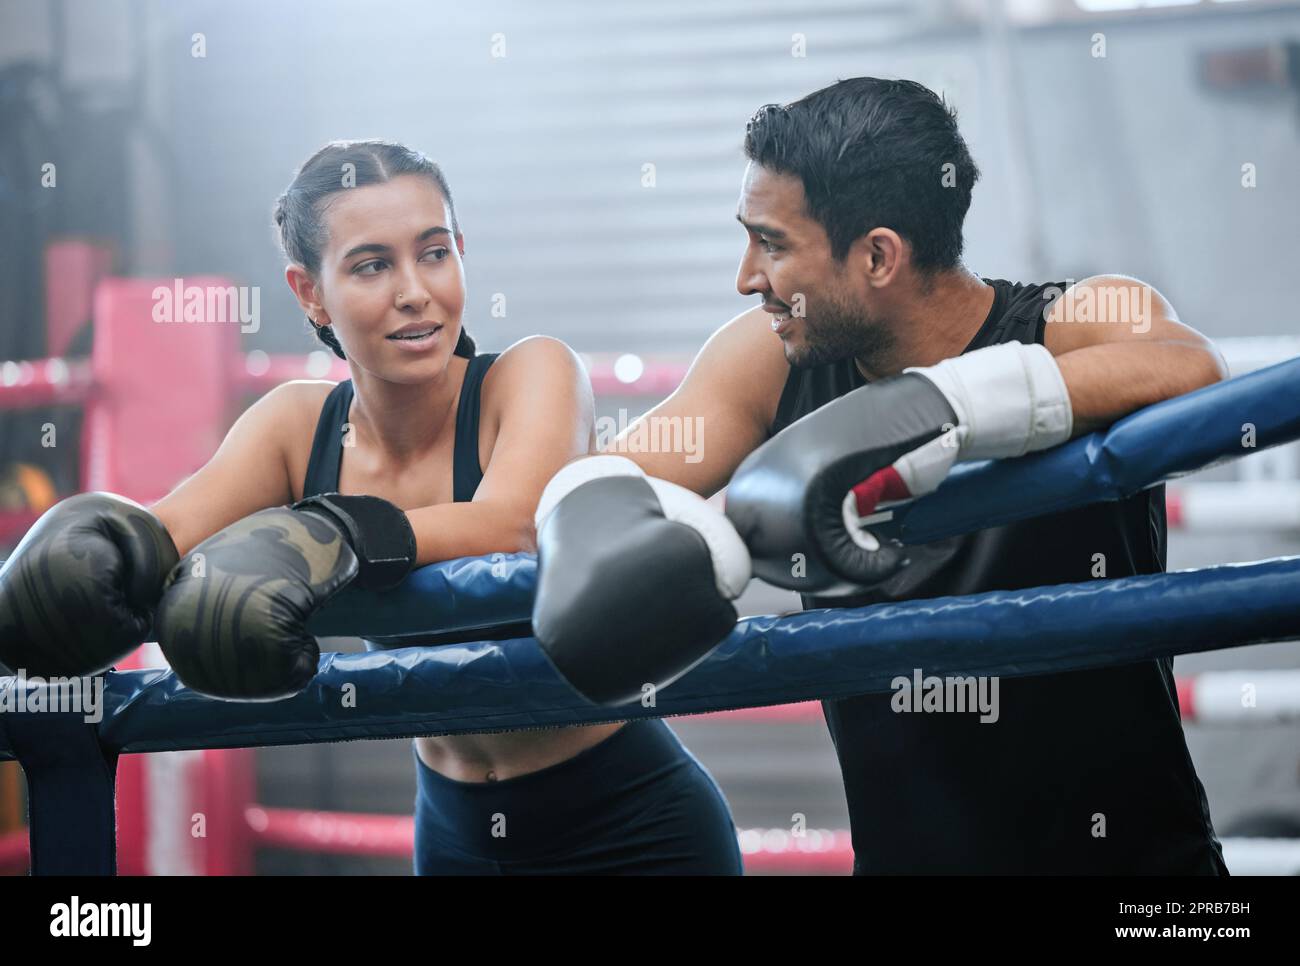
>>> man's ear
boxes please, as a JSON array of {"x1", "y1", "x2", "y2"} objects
[{"x1": 853, "y1": 227, "x2": 905, "y2": 289}]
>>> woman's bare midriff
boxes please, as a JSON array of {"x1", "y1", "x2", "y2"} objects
[{"x1": 415, "y1": 723, "x2": 626, "y2": 783}]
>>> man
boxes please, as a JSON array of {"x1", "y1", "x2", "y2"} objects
[{"x1": 534, "y1": 78, "x2": 1228, "y2": 874}]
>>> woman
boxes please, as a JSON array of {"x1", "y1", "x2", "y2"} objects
[{"x1": 150, "y1": 140, "x2": 742, "y2": 875}]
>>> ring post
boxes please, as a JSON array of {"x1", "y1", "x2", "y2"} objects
[{"x1": 0, "y1": 677, "x2": 117, "y2": 875}]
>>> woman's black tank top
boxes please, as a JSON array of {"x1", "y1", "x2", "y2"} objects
[{"x1": 302, "y1": 353, "x2": 498, "y2": 502}]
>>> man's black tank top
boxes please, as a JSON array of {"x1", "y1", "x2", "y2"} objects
[{"x1": 770, "y1": 279, "x2": 1226, "y2": 875}]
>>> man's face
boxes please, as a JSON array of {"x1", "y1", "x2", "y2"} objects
[{"x1": 735, "y1": 162, "x2": 893, "y2": 369}]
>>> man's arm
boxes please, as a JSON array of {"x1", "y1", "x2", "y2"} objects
[
  {"x1": 606, "y1": 306, "x2": 790, "y2": 496},
  {"x1": 530, "y1": 308, "x2": 783, "y2": 703},
  {"x1": 1044, "y1": 275, "x2": 1228, "y2": 435},
  {"x1": 724, "y1": 275, "x2": 1223, "y2": 593}
]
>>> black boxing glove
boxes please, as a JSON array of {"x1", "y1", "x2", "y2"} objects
[
  {"x1": 0, "y1": 492, "x2": 179, "y2": 677},
  {"x1": 726, "y1": 342, "x2": 1072, "y2": 594},
  {"x1": 154, "y1": 493, "x2": 416, "y2": 700},
  {"x1": 532, "y1": 456, "x2": 751, "y2": 706}
]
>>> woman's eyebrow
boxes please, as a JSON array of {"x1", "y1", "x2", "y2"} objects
[{"x1": 342, "y1": 226, "x2": 453, "y2": 260}]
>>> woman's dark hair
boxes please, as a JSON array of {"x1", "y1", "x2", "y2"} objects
[
  {"x1": 272, "y1": 139, "x2": 476, "y2": 359},
  {"x1": 743, "y1": 77, "x2": 980, "y2": 273}
]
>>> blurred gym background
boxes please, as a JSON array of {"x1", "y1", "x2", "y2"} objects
[{"x1": 1, "y1": 0, "x2": 1298, "y2": 873}]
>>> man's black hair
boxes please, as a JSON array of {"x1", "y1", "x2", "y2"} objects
[{"x1": 744, "y1": 77, "x2": 980, "y2": 271}]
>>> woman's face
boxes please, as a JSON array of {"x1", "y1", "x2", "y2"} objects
[{"x1": 311, "y1": 173, "x2": 467, "y2": 383}]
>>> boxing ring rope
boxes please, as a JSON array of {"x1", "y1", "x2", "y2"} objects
[
  {"x1": 3, "y1": 552, "x2": 1296, "y2": 763},
  {"x1": 0, "y1": 350, "x2": 692, "y2": 412},
  {"x1": 2, "y1": 355, "x2": 1300, "y2": 874}
]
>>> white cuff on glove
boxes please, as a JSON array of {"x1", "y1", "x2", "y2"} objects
[
  {"x1": 644, "y1": 478, "x2": 752, "y2": 599},
  {"x1": 534, "y1": 455, "x2": 645, "y2": 527},
  {"x1": 907, "y1": 341, "x2": 1073, "y2": 462},
  {"x1": 534, "y1": 456, "x2": 750, "y2": 600}
]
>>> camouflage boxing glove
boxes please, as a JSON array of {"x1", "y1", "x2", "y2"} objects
[
  {"x1": 153, "y1": 494, "x2": 416, "y2": 700},
  {"x1": 0, "y1": 493, "x2": 179, "y2": 677}
]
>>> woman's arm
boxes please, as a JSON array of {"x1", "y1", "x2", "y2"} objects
[
  {"x1": 149, "y1": 382, "x2": 316, "y2": 556},
  {"x1": 405, "y1": 336, "x2": 595, "y2": 564}
]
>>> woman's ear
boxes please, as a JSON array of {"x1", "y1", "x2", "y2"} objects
[
  {"x1": 285, "y1": 264, "x2": 327, "y2": 323},
  {"x1": 455, "y1": 233, "x2": 466, "y2": 258}
]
